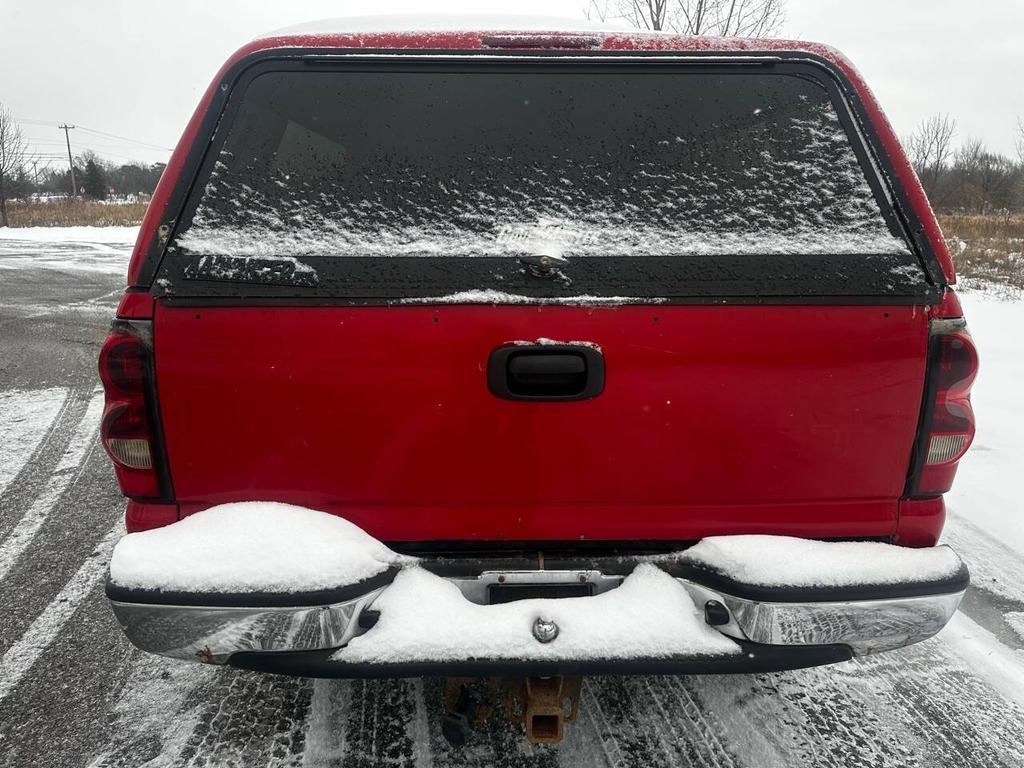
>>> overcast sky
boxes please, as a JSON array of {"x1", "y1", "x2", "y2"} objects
[{"x1": 2, "y1": 0, "x2": 1022, "y2": 170}]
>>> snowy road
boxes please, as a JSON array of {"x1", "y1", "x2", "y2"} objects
[{"x1": 1, "y1": 228, "x2": 1023, "y2": 767}]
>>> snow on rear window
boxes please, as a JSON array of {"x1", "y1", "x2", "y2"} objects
[{"x1": 176, "y1": 69, "x2": 910, "y2": 261}]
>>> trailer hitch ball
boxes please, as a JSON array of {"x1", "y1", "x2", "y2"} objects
[{"x1": 532, "y1": 617, "x2": 559, "y2": 643}]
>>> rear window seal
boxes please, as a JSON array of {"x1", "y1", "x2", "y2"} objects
[{"x1": 138, "y1": 49, "x2": 946, "y2": 302}]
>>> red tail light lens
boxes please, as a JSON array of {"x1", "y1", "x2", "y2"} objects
[
  {"x1": 99, "y1": 323, "x2": 168, "y2": 499},
  {"x1": 911, "y1": 323, "x2": 978, "y2": 496}
]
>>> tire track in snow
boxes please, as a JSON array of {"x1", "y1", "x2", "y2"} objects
[
  {"x1": 850, "y1": 635, "x2": 1024, "y2": 768},
  {"x1": 917, "y1": 615, "x2": 1024, "y2": 754},
  {"x1": 410, "y1": 678, "x2": 435, "y2": 768},
  {"x1": 302, "y1": 680, "x2": 353, "y2": 767},
  {"x1": 92, "y1": 663, "x2": 312, "y2": 768},
  {"x1": 175, "y1": 669, "x2": 312, "y2": 768},
  {"x1": 567, "y1": 678, "x2": 629, "y2": 768},
  {"x1": 0, "y1": 389, "x2": 103, "y2": 583},
  {"x1": 342, "y1": 679, "x2": 420, "y2": 768},
  {"x1": 84, "y1": 652, "x2": 218, "y2": 768},
  {"x1": 560, "y1": 676, "x2": 739, "y2": 768},
  {"x1": 0, "y1": 520, "x2": 120, "y2": 701},
  {"x1": 689, "y1": 632, "x2": 1024, "y2": 768}
]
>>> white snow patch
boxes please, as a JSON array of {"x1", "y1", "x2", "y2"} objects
[
  {"x1": 260, "y1": 14, "x2": 632, "y2": 38},
  {"x1": 511, "y1": 337, "x2": 602, "y2": 350},
  {"x1": 334, "y1": 563, "x2": 740, "y2": 663},
  {"x1": 108, "y1": 502, "x2": 407, "y2": 594},
  {"x1": 1007, "y1": 612, "x2": 1024, "y2": 643},
  {"x1": 176, "y1": 222, "x2": 908, "y2": 261},
  {"x1": 0, "y1": 225, "x2": 138, "y2": 244},
  {"x1": 0, "y1": 387, "x2": 68, "y2": 497},
  {"x1": 680, "y1": 535, "x2": 962, "y2": 588},
  {"x1": 181, "y1": 251, "x2": 318, "y2": 283},
  {"x1": 400, "y1": 289, "x2": 660, "y2": 305}
]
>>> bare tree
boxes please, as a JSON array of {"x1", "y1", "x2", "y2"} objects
[
  {"x1": 1015, "y1": 117, "x2": 1024, "y2": 166},
  {"x1": 0, "y1": 104, "x2": 29, "y2": 227},
  {"x1": 905, "y1": 114, "x2": 956, "y2": 180},
  {"x1": 903, "y1": 113, "x2": 956, "y2": 207},
  {"x1": 952, "y1": 137, "x2": 1015, "y2": 214},
  {"x1": 586, "y1": 0, "x2": 784, "y2": 36}
]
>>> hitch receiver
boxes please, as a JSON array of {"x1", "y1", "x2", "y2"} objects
[{"x1": 505, "y1": 676, "x2": 581, "y2": 744}]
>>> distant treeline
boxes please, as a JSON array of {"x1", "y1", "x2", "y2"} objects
[
  {"x1": 7, "y1": 151, "x2": 165, "y2": 201},
  {"x1": 905, "y1": 115, "x2": 1024, "y2": 214}
]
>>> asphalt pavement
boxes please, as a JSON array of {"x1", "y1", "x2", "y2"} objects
[{"x1": 1, "y1": 231, "x2": 1023, "y2": 768}]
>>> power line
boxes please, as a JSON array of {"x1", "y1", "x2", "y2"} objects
[
  {"x1": 15, "y1": 116, "x2": 174, "y2": 152},
  {"x1": 76, "y1": 125, "x2": 173, "y2": 152},
  {"x1": 26, "y1": 138, "x2": 166, "y2": 160},
  {"x1": 27, "y1": 142, "x2": 159, "y2": 163}
]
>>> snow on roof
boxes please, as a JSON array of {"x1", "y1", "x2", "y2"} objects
[{"x1": 259, "y1": 14, "x2": 634, "y2": 40}]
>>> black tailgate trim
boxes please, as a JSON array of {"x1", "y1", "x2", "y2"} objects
[{"x1": 157, "y1": 250, "x2": 939, "y2": 304}]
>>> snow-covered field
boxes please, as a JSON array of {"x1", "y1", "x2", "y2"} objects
[
  {"x1": 1, "y1": 226, "x2": 1023, "y2": 767},
  {"x1": 0, "y1": 226, "x2": 136, "y2": 276}
]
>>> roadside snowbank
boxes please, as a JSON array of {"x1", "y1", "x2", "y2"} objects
[
  {"x1": 335, "y1": 563, "x2": 740, "y2": 663},
  {"x1": 681, "y1": 535, "x2": 963, "y2": 587},
  {"x1": 946, "y1": 289, "x2": 1024, "y2": 556},
  {"x1": 109, "y1": 502, "x2": 405, "y2": 594}
]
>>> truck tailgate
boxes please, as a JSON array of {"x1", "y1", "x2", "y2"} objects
[{"x1": 154, "y1": 302, "x2": 928, "y2": 542}]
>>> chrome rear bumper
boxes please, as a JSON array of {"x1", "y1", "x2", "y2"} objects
[
  {"x1": 110, "y1": 590, "x2": 383, "y2": 664},
  {"x1": 109, "y1": 559, "x2": 966, "y2": 671}
]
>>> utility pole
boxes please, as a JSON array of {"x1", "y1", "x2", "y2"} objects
[
  {"x1": 59, "y1": 124, "x2": 76, "y2": 196},
  {"x1": 31, "y1": 160, "x2": 39, "y2": 184}
]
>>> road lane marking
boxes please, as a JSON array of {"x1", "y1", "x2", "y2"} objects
[
  {"x1": 0, "y1": 387, "x2": 70, "y2": 498},
  {"x1": 0, "y1": 521, "x2": 121, "y2": 701},
  {"x1": 0, "y1": 391, "x2": 103, "y2": 582},
  {"x1": 941, "y1": 612, "x2": 1024, "y2": 710}
]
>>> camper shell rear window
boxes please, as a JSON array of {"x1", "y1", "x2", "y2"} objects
[{"x1": 156, "y1": 56, "x2": 937, "y2": 303}]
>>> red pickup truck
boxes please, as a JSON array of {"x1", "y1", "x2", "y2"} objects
[{"x1": 100, "y1": 21, "x2": 975, "y2": 744}]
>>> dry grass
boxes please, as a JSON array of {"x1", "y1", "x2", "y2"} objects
[
  {"x1": 6, "y1": 200, "x2": 148, "y2": 227},
  {"x1": 940, "y1": 213, "x2": 1024, "y2": 289}
]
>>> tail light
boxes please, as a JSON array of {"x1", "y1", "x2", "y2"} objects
[
  {"x1": 908, "y1": 318, "x2": 979, "y2": 497},
  {"x1": 98, "y1": 321, "x2": 172, "y2": 500}
]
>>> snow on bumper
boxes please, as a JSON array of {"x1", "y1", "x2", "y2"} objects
[{"x1": 106, "y1": 505, "x2": 969, "y2": 675}]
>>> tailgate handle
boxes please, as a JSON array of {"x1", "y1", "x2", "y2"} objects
[{"x1": 488, "y1": 345, "x2": 605, "y2": 401}]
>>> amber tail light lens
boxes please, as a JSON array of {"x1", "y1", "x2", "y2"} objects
[{"x1": 98, "y1": 322, "x2": 170, "y2": 499}]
